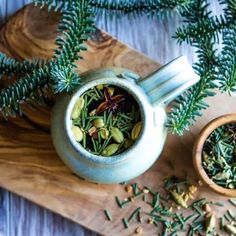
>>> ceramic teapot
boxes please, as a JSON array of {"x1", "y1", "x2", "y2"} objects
[{"x1": 51, "y1": 56, "x2": 200, "y2": 183}]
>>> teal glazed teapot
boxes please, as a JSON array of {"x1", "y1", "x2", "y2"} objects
[{"x1": 51, "y1": 56, "x2": 200, "y2": 183}]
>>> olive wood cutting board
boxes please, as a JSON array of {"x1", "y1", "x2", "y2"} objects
[{"x1": 0, "y1": 4, "x2": 236, "y2": 236}]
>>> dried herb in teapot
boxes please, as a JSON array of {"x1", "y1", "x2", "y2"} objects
[
  {"x1": 71, "y1": 84, "x2": 142, "y2": 156},
  {"x1": 202, "y1": 123, "x2": 236, "y2": 189}
]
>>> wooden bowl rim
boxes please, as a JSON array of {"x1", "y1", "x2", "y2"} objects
[{"x1": 193, "y1": 113, "x2": 236, "y2": 197}]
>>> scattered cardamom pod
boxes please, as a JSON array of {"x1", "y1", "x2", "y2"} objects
[
  {"x1": 99, "y1": 128, "x2": 109, "y2": 139},
  {"x1": 131, "y1": 122, "x2": 142, "y2": 140},
  {"x1": 205, "y1": 213, "x2": 216, "y2": 233},
  {"x1": 71, "y1": 125, "x2": 83, "y2": 142},
  {"x1": 93, "y1": 118, "x2": 105, "y2": 128},
  {"x1": 225, "y1": 224, "x2": 236, "y2": 234},
  {"x1": 111, "y1": 127, "x2": 124, "y2": 143},
  {"x1": 169, "y1": 190, "x2": 188, "y2": 208},
  {"x1": 71, "y1": 97, "x2": 84, "y2": 119},
  {"x1": 101, "y1": 144, "x2": 120, "y2": 156}
]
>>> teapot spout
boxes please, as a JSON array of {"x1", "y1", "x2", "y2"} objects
[{"x1": 138, "y1": 56, "x2": 200, "y2": 106}]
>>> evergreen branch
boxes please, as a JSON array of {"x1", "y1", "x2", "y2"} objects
[
  {"x1": 0, "y1": 52, "x2": 42, "y2": 78},
  {"x1": 50, "y1": 65, "x2": 81, "y2": 94},
  {"x1": 0, "y1": 68, "x2": 48, "y2": 117},
  {"x1": 34, "y1": 0, "x2": 74, "y2": 12},
  {"x1": 54, "y1": 0, "x2": 94, "y2": 67},
  {"x1": 90, "y1": 0, "x2": 194, "y2": 18},
  {"x1": 167, "y1": 40, "x2": 218, "y2": 135},
  {"x1": 52, "y1": 0, "x2": 94, "y2": 92},
  {"x1": 179, "y1": 0, "x2": 210, "y2": 22},
  {"x1": 218, "y1": 24, "x2": 236, "y2": 93},
  {"x1": 0, "y1": 0, "x2": 94, "y2": 115},
  {"x1": 167, "y1": 0, "x2": 219, "y2": 134},
  {"x1": 220, "y1": 0, "x2": 236, "y2": 20},
  {"x1": 174, "y1": 15, "x2": 229, "y2": 45}
]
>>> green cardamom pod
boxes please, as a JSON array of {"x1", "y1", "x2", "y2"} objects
[
  {"x1": 71, "y1": 125, "x2": 83, "y2": 142},
  {"x1": 170, "y1": 190, "x2": 188, "y2": 208},
  {"x1": 111, "y1": 127, "x2": 124, "y2": 143},
  {"x1": 131, "y1": 122, "x2": 142, "y2": 140},
  {"x1": 71, "y1": 97, "x2": 84, "y2": 119},
  {"x1": 205, "y1": 213, "x2": 216, "y2": 233},
  {"x1": 92, "y1": 118, "x2": 105, "y2": 128},
  {"x1": 102, "y1": 144, "x2": 120, "y2": 156},
  {"x1": 225, "y1": 224, "x2": 236, "y2": 234},
  {"x1": 99, "y1": 128, "x2": 109, "y2": 139}
]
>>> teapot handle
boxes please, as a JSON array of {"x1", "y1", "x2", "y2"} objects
[{"x1": 137, "y1": 56, "x2": 200, "y2": 106}]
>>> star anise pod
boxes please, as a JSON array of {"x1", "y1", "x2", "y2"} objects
[{"x1": 96, "y1": 87, "x2": 125, "y2": 114}]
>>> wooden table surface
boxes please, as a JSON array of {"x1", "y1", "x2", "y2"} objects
[{"x1": 0, "y1": 1, "x2": 221, "y2": 235}]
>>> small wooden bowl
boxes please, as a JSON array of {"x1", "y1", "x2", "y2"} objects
[{"x1": 193, "y1": 113, "x2": 236, "y2": 197}]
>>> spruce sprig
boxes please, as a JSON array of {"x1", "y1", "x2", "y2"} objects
[
  {"x1": 0, "y1": 52, "x2": 42, "y2": 78},
  {"x1": 90, "y1": 0, "x2": 194, "y2": 18},
  {"x1": 218, "y1": 24, "x2": 236, "y2": 93},
  {"x1": 0, "y1": 68, "x2": 48, "y2": 117},
  {"x1": 167, "y1": 0, "x2": 236, "y2": 134},
  {"x1": 0, "y1": 0, "x2": 94, "y2": 115}
]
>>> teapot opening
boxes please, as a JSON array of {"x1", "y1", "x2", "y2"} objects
[{"x1": 66, "y1": 80, "x2": 146, "y2": 162}]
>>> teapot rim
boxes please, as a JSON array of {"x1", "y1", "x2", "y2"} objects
[{"x1": 64, "y1": 76, "x2": 149, "y2": 165}]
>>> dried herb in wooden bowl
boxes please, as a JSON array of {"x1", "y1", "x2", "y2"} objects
[
  {"x1": 71, "y1": 84, "x2": 142, "y2": 156},
  {"x1": 202, "y1": 123, "x2": 236, "y2": 189}
]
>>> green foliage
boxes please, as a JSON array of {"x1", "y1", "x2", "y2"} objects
[
  {"x1": 34, "y1": 0, "x2": 73, "y2": 11},
  {"x1": 90, "y1": 0, "x2": 194, "y2": 18},
  {"x1": 174, "y1": 16, "x2": 228, "y2": 44},
  {"x1": 0, "y1": 68, "x2": 48, "y2": 117},
  {"x1": 54, "y1": 1, "x2": 94, "y2": 67},
  {"x1": 0, "y1": 0, "x2": 94, "y2": 114},
  {"x1": 0, "y1": 52, "x2": 42, "y2": 78},
  {"x1": 167, "y1": 39, "x2": 218, "y2": 134},
  {"x1": 167, "y1": 0, "x2": 236, "y2": 134},
  {"x1": 0, "y1": 0, "x2": 235, "y2": 135},
  {"x1": 218, "y1": 0, "x2": 236, "y2": 93},
  {"x1": 50, "y1": 65, "x2": 80, "y2": 94},
  {"x1": 218, "y1": 24, "x2": 236, "y2": 93}
]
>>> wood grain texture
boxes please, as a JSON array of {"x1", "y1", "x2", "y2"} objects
[{"x1": 0, "y1": 1, "x2": 229, "y2": 236}]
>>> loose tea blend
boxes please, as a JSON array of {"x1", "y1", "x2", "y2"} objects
[
  {"x1": 71, "y1": 84, "x2": 142, "y2": 156},
  {"x1": 202, "y1": 123, "x2": 236, "y2": 189},
  {"x1": 103, "y1": 176, "x2": 236, "y2": 235}
]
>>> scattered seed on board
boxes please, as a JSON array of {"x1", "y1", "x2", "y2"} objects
[
  {"x1": 147, "y1": 217, "x2": 154, "y2": 224},
  {"x1": 125, "y1": 185, "x2": 133, "y2": 193},
  {"x1": 198, "y1": 180, "x2": 203, "y2": 186},
  {"x1": 135, "y1": 226, "x2": 143, "y2": 234}
]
